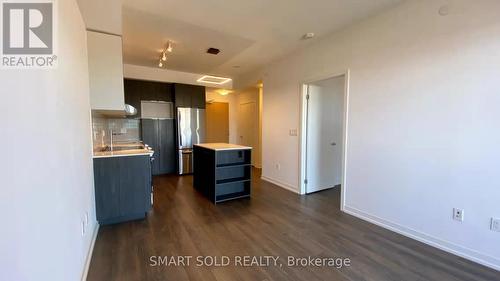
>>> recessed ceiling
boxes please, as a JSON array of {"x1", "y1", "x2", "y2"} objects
[{"x1": 122, "y1": 0, "x2": 403, "y2": 77}]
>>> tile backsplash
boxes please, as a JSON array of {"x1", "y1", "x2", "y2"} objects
[{"x1": 92, "y1": 116, "x2": 141, "y2": 151}]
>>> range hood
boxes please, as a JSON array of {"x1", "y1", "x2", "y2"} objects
[{"x1": 124, "y1": 104, "x2": 137, "y2": 116}]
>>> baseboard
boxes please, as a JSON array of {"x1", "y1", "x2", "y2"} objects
[
  {"x1": 343, "y1": 206, "x2": 500, "y2": 271},
  {"x1": 81, "y1": 223, "x2": 99, "y2": 281},
  {"x1": 261, "y1": 175, "x2": 300, "y2": 194}
]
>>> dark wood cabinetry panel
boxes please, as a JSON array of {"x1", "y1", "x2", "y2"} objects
[
  {"x1": 159, "y1": 83, "x2": 174, "y2": 102},
  {"x1": 173, "y1": 84, "x2": 191, "y2": 107},
  {"x1": 191, "y1": 87, "x2": 206, "y2": 108},
  {"x1": 94, "y1": 157, "x2": 121, "y2": 220},
  {"x1": 174, "y1": 83, "x2": 206, "y2": 108},
  {"x1": 93, "y1": 155, "x2": 151, "y2": 225},
  {"x1": 123, "y1": 79, "x2": 142, "y2": 117},
  {"x1": 141, "y1": 119, "x2": 160, "y2": 175},
  {"x1": 124, "y1": 79, "x2": 174, "y2": 118},
  {"x1": 158, "y1": 119, "x2": 176, "y2": 174},
  {"x1": 118, "y1": 156, "x2": 150, "y2": 215},
  {"x1": 141, "y1": 118, "x2": 175, "y2": 175}
]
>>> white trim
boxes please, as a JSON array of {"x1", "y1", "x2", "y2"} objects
[
  {"x1": 81, "y1": 224, "x2": 99, "y2": 281},
  {"x1": 261, "y1": 176, "x2": 300, "y2": 194},
  {"x1": 298, "y1": 70, "x2": 350, "y2": 211},
  {"x1": 344, "y1": 206, "x2": 500, "y2": 271}
]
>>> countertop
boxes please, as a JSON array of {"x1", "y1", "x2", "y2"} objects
[
  {"x1": 194, "y1": 143, "x2": 252, "y2": 151},
  {"x1": 93, "y1": 143, "x2": 154, "y2": 158}
]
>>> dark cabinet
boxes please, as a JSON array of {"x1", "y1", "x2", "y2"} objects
[
  {"x1": 141, "y1": 119, "x2": 175, "y2": 175},
  {"x1": 93, "y1": 157, "x2": 121, "y2": 219},
  {"x1": 124, "y1": 79, "x2": 174, "y2": 118},
  {"x1": 158, "y1": 119, "x2": 176, "y2": 173},
  {"x1": 119, "y1": 156, "x2": 151, "y2": 214},
  {"x1": 174, "y1": 84, "x2": 206, "y2": 108},
  {"x1": 94, "y1": 155, "x2": 151, "y2": 225},
  {"x1": 124, "y1": 79, "x2": 142, "y2": 117},
  {"x1": 141, "y1": 119, "x2": 160, "y2": 175}
]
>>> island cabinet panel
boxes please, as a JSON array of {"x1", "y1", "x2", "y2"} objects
[
  {"x1": 193, "y1": 145, "x2": 251, "y2": 203},
  {"x1": 93, "y1": 155, "x2": 151, "y2": 225}
]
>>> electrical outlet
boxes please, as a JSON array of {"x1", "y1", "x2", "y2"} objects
[
  {"x1": 491, "y1": 218, "x2": 500, "y2": 232},
  {"x1": 453, "y1": 208, "x2": 464, "y2": 222}
]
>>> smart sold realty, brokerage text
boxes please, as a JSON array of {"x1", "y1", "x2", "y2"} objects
[{"x1": 150, "y1": 255, "x2": 351, "y2": 268}]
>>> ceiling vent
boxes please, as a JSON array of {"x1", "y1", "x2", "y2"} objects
[{"x1": 206, "y1": 48, "x2": 220, "y2": 55}]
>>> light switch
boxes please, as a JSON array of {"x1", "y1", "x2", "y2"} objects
[{"x1": 289, "y1": 129, "x2": 298, "y2": 136}]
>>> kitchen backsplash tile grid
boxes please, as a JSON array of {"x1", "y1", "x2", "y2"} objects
[{"x1": 92, "y1": 116, "x2": 141, "y2": 151}]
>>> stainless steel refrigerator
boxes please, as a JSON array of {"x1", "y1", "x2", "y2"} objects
[{"x1": 177, "y1": 107, "x2": 205, "y2": 174}]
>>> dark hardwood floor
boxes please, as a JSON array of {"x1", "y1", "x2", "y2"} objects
[{"x1": 87, "y1": 169, "x2": 499, "y2": 281}]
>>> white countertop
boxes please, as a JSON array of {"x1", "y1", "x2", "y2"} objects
[
  {"x1": 93, "y1": 142, "x2": 154, "y2": 158},
  {"x1": 194, "y1": 143, "x2": 252, "y2": 151},
  {"x1": 93, "y1": 149, "x2": 154, "y2": 158}
]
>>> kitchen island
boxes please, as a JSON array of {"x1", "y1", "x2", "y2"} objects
[{"x1": 193, "y1": 143, "x2": 252, "y2": 203}]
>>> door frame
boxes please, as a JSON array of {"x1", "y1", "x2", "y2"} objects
[{"x1": 299, "y1": 70, "x2": 350, "y2": 211}]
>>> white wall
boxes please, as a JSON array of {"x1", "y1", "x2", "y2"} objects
[
  {"x1": 238, "y1": 0, "x2": 500, "y2": 270},
  {"x1": 124, "y1": 64, "x2": 233, "y2": 89},
  {"x1": 0, "y1": 1, "x2": 97, "y2": 280},
  {"x1": 76, "y1": 0, "x2": 122, "y2": 35}
]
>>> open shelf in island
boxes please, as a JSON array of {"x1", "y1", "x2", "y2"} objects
[{"x1": 193, "y1": 143, "x2": 252, "y2": 204}]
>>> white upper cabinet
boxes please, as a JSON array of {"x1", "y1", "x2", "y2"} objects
[{"x1": 87, "y1": 31, "x2": 125, "y2": 113}]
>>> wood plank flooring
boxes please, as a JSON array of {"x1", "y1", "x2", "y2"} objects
[{"x1": 87, "y1": 169, "x2": 500, "y2": 281}]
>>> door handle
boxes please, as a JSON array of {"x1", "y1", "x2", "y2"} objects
[{"x1": 331, "y1": 142, "x2": 337, "y2": 146}]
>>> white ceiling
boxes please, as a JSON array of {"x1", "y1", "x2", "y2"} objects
[{"x1": 122, "y1": 0, "x2": 403, "y2": 78}]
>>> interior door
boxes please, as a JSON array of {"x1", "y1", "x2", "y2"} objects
[
  {"x1": 206, "y1": 102, "x2": 229, "y2": 143},
  {"x1": 305, "y1": 77, "x2": 344, "y2": 193},
  {"x1": 238, "y1": 102, "x2": 256, "y2": 148}
]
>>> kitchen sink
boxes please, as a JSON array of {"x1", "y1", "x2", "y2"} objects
[{"x1": 100, "y1": 145, "x2": 144, "y2": 152}]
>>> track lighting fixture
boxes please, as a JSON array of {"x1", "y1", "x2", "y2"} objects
[{"x1": 158, "y1": 41, "x2": 174, "y2": 68}]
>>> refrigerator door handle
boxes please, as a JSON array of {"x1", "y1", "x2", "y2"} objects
[{"x1": 177, "y1": 109, "x2": 182, "y2": 148}]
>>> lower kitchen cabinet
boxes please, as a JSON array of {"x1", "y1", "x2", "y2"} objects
[{"x1": 93, "y1": 155, "x2": 152, "y2": 225}]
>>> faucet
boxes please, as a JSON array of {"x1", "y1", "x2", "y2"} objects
[
  {"x1": 110, "y1": 130, "x2": 113, "y2": 151},
  {"x1": 110, "y1": 129, "x2": 123, "y2": 151}
]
